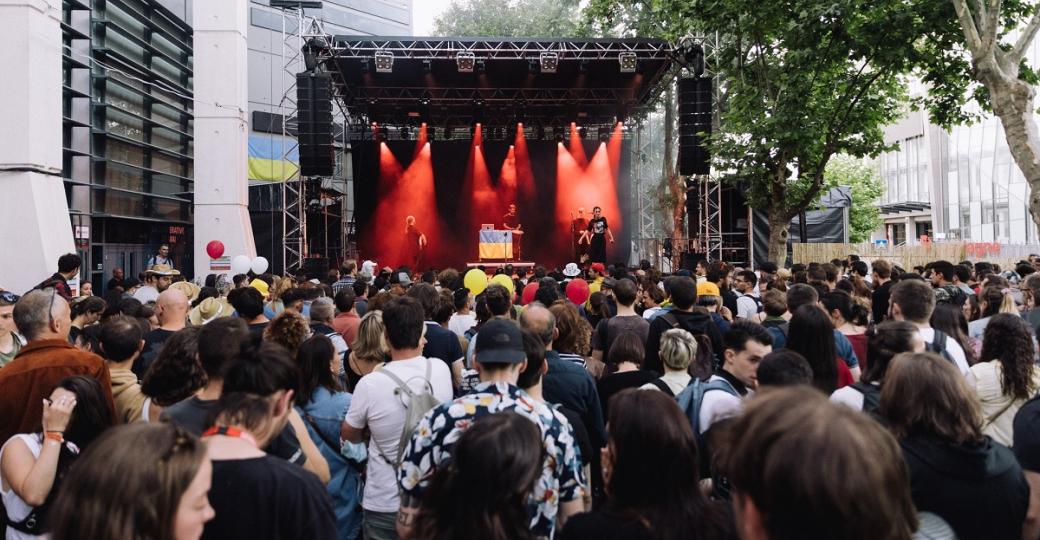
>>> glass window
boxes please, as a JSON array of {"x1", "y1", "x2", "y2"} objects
[
  {"x1": 93, "y1": 189, "x2": 145, "y2": 217},
  {"x1": 105, "y1": 82, "x2": 146, "y2": 116},
  {"x1": 152, "y1": 154, "x2": 183, "y2": 176},
  {"x1": 152, "y1": 127, "x2": 184, "y2": 153},
  {"x1": 102, "y1": 162, "x2": 147, "y2": 192},
  {"x1": 106, "y1": 108, "x2": 146, "y2": 142},
  {"x1": 152, "y1": 175, "x2": 188, "y2": 197},
  {"x1": 104, "y1": 138, "x2": 145, "y2": 166}
]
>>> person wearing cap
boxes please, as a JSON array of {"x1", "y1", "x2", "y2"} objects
[
  {"x1": 249, "y1": 278, "x2": 271, "y2": 301},
  {"x1": 696, "y1": 281, "x2": 733, "y2": 334},
  {"x1": 562, "y1": 262, "x2": 581, "y2": 282},
  {"x1": 133, "y1": 264, "x2": 179, "y2": 304},
  {"x1": 189, "y1": 296, "x2": 232, "y2": 326},
  {"x1": 396, "y1": 319, "x2": 586, "y2": 539},
  {"x1": 387, "y1": 269, "x2": 412, "y2": 297}
]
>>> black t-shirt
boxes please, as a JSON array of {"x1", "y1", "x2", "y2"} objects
[
  {"x1": 1014, "y1": 395, "x2": 1040, "y2": 472},
  {"x1": 503, "y1": 212, "x2": 520, "y2": 229},
  {"x1": 592, "y1": 315, "x2": 650, "y2": 357},
  {"x1": 107, "y1": 277, "x2": 125, "y2": 291},
  {"x1": 560, "y1": 505, "x2": 734, "y2": 540},
  {"x1": 423, "y1": 322, "x2": 463, "y2": 367},
  {"x1": 162, "y1": 396, "x2": 307, "y2": 465},
  {"x1": 134, "y1": 328, "x2": 176, "y2": 378},
  {"x1": 204, "y1": 455, "x2": 337, "y2": 540},
  {"x1": 872, "y1": 280, "x2": 893, "y2": 324},
  {"x1": 248, "y1": 322, "x2": 270, "y2": 337},
  {"x1": 587, "y1": 217, "x2": 608, "y2": 235},
  {"x1": 597, "y1": 370, "x2": 659, "y2": 417}
]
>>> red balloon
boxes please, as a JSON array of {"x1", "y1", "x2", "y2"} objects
[
  {"x1": 565, "y1": 279, "x2": 590, "y2": 305},
  {"x1": 206, "y1": 240, "x2": 225, "y2": 259},
  {"x1": 521, "y1": 282, "x2": 539, "y2": 305}
]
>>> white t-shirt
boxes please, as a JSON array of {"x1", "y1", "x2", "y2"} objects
[
  {"x1": 735, "y1": 293, "x2": 758, "y2": 320},
  {"x1": 447, "y1": 313, "x2": 477, "y2": 337},
  {"x1": 640, "y1": 370, "x2": 691, "y2": 395},
  {"x1": 831, "y1": 383, "x2": 873, "y2": 411},
  {"x1": 696, "y1": 375, "x2": 746, "y2": 434},
  {"x1": 344, "y1": 356, "x2": 453, "y2": 512},
  {"x1": 1, "y1": 434, "x2": 41, "y2": 540},
  {"x1": 133, "y1": 285, "x2": 159, "y2": 304},
  {"x1": 919, "y1": 327, "x2": 975, "y2": 386}
]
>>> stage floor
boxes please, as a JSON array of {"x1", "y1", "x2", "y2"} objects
[{"x1": 466, "y1": 261, "x2": 536, "y2": 270}]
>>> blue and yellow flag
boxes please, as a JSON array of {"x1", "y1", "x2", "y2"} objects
[{"x1": 248, "y1": 135, "x2": 300, "y2": 182}]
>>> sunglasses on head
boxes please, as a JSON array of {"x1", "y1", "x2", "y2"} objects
[{"x1": 0, "y1": 291, "x2": 19, "y2": 304}]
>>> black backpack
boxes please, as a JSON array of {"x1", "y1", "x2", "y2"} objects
[
  {"x1": 925, "y1": 329, "x2": 958, "y2": 366},
  {"x1": 850, "y1": 381, "x2": 881, "y2": 415}
]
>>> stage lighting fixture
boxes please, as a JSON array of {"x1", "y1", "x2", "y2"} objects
[
  {"x1": 578, "y1": 126, "x2": 587, "y2": 139},
  {"x1": 419, "y1": 96, "x2": 431, "y2": 107},
  {"x1": 475, "y1": 60, "x2": 486, "y2": 73},
  {"x1": 367, "y1": 97, "x2": 378, "y2": 105},
  {"x1": 374, "y1": 51, "x2": 394, "y2": 73},
  {"x1": 422, "y1": 59, "x2": 432, "y2": 73},
  {"x1": 579, "y1": 59, "x2": 589, "y2": 73},
  {"x1": 598, "y1": 126, "x2": 609, "y2": 142},
  {"x1": 619, "y1": 52, "x2": 638, "y2": 73},
  {"x1": 528, "y1": 59, "x2": 539, "y2": 74},
  {"x1": 376, "y1": 132, "x2": 386, "y2": 143},
  {"x1": 539, "y1": 52, "x2": 559, "y2": 74},
  {"x1": 456, "y1": 51, "x2": 476, "y2": 72},
  {"x1": 359, "y1": 59, "x2": 370, "y2": 73},
  {"x1": 401, "y1": 126, "x2": 411, "y2": 140},
  {"x1": 536, "y1": 125, "x2": 545, "y2": 140},
  {"x1": 553, "y1": 126, "x2": 564, "y2": 142}
]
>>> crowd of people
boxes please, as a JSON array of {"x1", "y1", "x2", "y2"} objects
[{"x1": 3, "y1": 253, "x2": 1040, "y2": 539}]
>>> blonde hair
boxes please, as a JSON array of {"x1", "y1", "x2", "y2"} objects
[
  {"x1": 353, "y1": 310, "x2": 387, "y2": 362},
  {"x1": 270, "y1": 276, "x2": 297, "y2": 302},
  {"x1": 660, "y1": 329, "x2": 697, "y2": 372}
]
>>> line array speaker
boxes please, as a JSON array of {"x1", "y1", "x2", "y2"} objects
[
  {"x1": 296, "y1": 71, "x2": 335, "y2": 177},
  {"x1": 678, "y1": 76, "x2": 712, "y2": 176}
]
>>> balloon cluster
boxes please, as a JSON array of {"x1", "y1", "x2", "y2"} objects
[{"x1": 207, "y1": 240, "x2": 268, "y2": 275}]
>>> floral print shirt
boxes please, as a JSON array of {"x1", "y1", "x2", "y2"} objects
[{"x1": 397, "y1": 381, "x2": 586, "y2": 537}]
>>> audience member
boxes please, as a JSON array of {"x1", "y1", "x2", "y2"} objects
[{"x1": 972, "y1": 313, "x2": 1040, "y2": 445}]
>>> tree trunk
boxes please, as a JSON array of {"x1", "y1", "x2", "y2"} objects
[
  {"x1": 982, "y1": 72, "x2": 1040, "y2": 232},
  {"x1": 660, "y1": 82, "x2": 686, "y2": 269},
  {"x1": 767, "y1": 206, "x2": 790, "y2": 267}
]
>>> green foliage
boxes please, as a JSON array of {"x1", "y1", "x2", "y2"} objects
[
  {"x1": 432, "y1": 0, "x2": 587, "y2": 37},
  {"x1": 823, "y1": 155, "x2": 883, "y2": 243}
]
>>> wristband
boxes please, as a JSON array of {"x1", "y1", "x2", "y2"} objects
[{"x1": 44, "y1": 432, "x2": 64, "y2": 443}]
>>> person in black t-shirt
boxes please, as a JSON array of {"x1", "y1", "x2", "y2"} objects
[
  {"x1": 580, "y1": 206, "x2": 613, "y2": 264},
  {"x1": 202, "y1": 340, "x2": 336, "y2": 540},
  {"x1": 502, "y1": 203, "x2": 522, "y2": 261},
  {"x1": 596, "y1": 334, "x2": 657, "y2": 418},
  {"x1": 407, "y1": 283, "x2": 464, "y2": 385}
]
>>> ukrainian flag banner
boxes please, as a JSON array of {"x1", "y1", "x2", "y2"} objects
[
  {"x1": 479, "y1": 230, "x2": 513, "y2": 259},
  {"x1": 248, "y1": 135, "x2": 300, "y2": 182}
]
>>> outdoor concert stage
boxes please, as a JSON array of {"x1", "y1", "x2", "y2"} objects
[{"x1": 318, "y1": 37, "x2": 682, "y2": 270}]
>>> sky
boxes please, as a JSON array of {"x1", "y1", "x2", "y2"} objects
[{"x1": 412, "y1": 1, "x2": 455, "y2": 37}]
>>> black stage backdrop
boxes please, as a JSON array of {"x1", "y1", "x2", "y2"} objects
[{"x1": 352, "y1": 138, "x2": 631, "y2": 270}]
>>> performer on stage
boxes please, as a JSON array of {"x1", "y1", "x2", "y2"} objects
[
  {"x1": 580, "y1": 206, "x2": 614, "y2": 263},
  {"x1": 502, "y1": 203, "x2": 522, "y2": 261},
  {"x1": 404, "y1": 215, "x2": 427, "y2": 269},
  {"x1": 571, "y1": 207, "x2": 589, "y2": 262}
]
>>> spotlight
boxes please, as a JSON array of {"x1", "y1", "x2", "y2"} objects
[
  {"x1": 374, "y1": 51, "x2": 394, "y2": 73},
  {"x1": 367, "y1": 97, "x2": 378, "y2": 106},
  {"x1": 359, "y1": 59, "x2": 370, "y2": 73},
  {"x1": 553, "y1": 126, "x2": 564, "y2": 143},
  {"x1": 578, "y1": 126, "x2": 587, "y2": 139},
  {"x1": 422, "y1": 59, "x2": 432, "y2": 73},
  {"x1": 619, "y1": 52, "x2": 637, "y2": 73},
  {"x1": 401, "y1": 126, "x2": 411, "y2": 140},
  {"x1": 598, "y1": 126, "x2": 609, "y2": 142},
  {"x1": 539, "y1": 52, "x2": 559, "y2": 74},
  {"x1": 456, "y1": 51, "x2": 476, "y2": 73},
  {"x1": 419, "y1": 95, "x2": 431, "y2": 107},
  {"x1": 528, "y1": 59, "x2": 539, "y2": 74},
  {"x1": 427, "y1": 126, "x2": 435, "y2": 141},
  {"x1": 536, "y1": 125, "x2": 545, "y2": 140},
  {"x1": 376, "y1": 132, "x2": 386, "y2": 143},
  {"x1": 475, "y1": 60, "x2": 486, "y2": 73},
  {"x1": 579, "y1": 59, "x2": 589, "y2": 73}
]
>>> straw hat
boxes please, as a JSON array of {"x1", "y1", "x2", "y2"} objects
[
  {"x1": 145, "y1": 264, "x2": 180, "y2": 276},
  {"x1": 169, "y1": 281, "x2": 200, "y2": 302},
  {"x1": 189, "y1": 297, "x2": 233, "y2": 326}
]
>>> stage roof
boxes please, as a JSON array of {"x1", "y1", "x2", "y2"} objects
[{"x1": 321, "y1": 37, "x2": 678, "y2": 134}]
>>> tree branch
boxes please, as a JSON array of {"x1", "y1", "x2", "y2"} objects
[
  {"x1": 1012, "y1": 8, "x2": 1040, "y2": 61},
  {"x1": 983, "y1": 0, "x2": 1002, "y2": 40},
  {"x1": 952, "y1": 0, "x2": 984, "y2": 52}
]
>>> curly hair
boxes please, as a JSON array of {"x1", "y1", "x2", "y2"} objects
[
  {"x1": 979, "y1": 313, "x2": 1038, "y2": 400},
  {"x1": 548, "y1": 301, "x2": 592, "y2": 356},
  {"x1": 141, "y1": 326, "x2": 206, "y2": 406},
  {"x1": 263, "y1": 309, "x2": 310, "y2": 357}
]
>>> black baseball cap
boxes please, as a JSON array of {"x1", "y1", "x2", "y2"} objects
[{"x1": 474, "y1": 319, "x2": 525, "y2": 364}]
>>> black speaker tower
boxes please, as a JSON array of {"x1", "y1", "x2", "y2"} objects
[
  {"x1": 678, "y1": 76, "x2": 712, "y2": 176},
  {"x1": 296, "y1": 71, "x2": 335, "y2": 177}
]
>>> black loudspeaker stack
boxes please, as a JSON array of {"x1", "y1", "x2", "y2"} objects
[
  {"x1": 296, "y1": 72, "x2": 335, "y2": 177},
  {"x1": 678, "y1": 76, "x2": 712, "y2": 176}
]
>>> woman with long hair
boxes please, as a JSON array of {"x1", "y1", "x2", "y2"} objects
[
  {"x1": 786, "y1": 304, "x2": 854, "y2": 394},
  {"x1": 881, "y1": 352, "x2": 1029, "y2": 540},
  {"x1": 549, "y1": 301, "x2": 593, "y2": 367},
  {"x1": 345, "y1": 310, "x2": 386, "y2": 392},
  {"x1": 585, "y1": 292, "x2": 611, "y2": 329},
  {"x1": 821, "y1": 290, "x2": 868, "y2": 370},
  {"x1": 415, "y1": 412, "x2": 544, "y2": 540},
  {"x1": 930, "y1": 302, "x2": 979, "y2": 365},
  {"x1": 560, "y1": 389, "x2": 730, "y2": 540},
  {"x1": 963, "y1": 293, "x2": 982, "y2": 323},
  {"x1": 296, "y1": 335, "x2": 363, "y2": 540},
  {"x1": 1, "y1": 376, "x2": 115, "y2": 538},
  {"x1": 68, "y1": 296, "x2": 106, "y2": 345},
  {"x1": 48, "y1": 423, "x2": 214, "y2": 540},
  {"x1": 831, "y1": 320, "x2": 923, "y2": 413},
  {"x1": 972, "y1": 313, "x2": 1040, "y2": 446},
  {"x1": 968, "y1": 286, "x2": 1018, "y2": 340}
]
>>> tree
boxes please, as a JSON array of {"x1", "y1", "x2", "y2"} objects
[
  {"x1": 823, "y1": 155, "x2": 883, "y2": 244},
  {"x1": 915, "y1": 1, "x2": 1040, "y2": 232},
  {"x1": 432, "y1": 0, "x2": 586, "y2": 37}
]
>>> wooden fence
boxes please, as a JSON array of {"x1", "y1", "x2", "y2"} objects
[{"x1": 792, "y1": 242, "x2": 1040, "y2": 270}]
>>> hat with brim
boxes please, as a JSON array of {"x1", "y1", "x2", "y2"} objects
[
  {"x1": 474, "y1": 319, "x2": 526, "y2": 364},
  {"x1": 169, "y1": 281, "x2": 200, "y2": 301},
  {"x1": 146, "y1": 264, "x2": 180, "y2": 277},
  {"x1": 563, "y1": 263, "x2": 581, "y2": 277},
  {"x1": 249, "y1": 278, "x2": 270, "y2": 297},
  {"x1": 189, "y1": 296, "x2": 233, "y2": 325}
]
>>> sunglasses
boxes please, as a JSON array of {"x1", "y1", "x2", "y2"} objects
[{"x1": 0, "y1": 291, "x2": 19, "y2": 304}]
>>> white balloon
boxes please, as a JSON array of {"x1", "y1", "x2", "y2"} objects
[
  {"x1": 231, "y1": 255, "x2": 252, "y2": 275},
  {"x1": 251, "y1": 256, "x2": 269, "y2": 275}
]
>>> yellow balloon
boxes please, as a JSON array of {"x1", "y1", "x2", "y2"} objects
[
  {"x1": 464, "y1": 269, "x2": 489, "y2": 295},
  {"x1": 490, "y1": 273, "x2": 515, "y2": 294}
]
